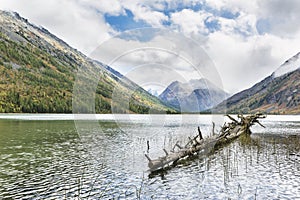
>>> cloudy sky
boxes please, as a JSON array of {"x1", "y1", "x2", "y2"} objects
[{"x1": 1, "y1": 0, "x2": 300, "y2": 94}]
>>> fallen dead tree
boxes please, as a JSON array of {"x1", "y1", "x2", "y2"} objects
[{"x1": 145, "y1": 113, "x2": 266, "y2": 173}]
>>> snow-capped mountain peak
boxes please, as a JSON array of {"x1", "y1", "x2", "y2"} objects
[{"x1": 274, "y1": 52, "x2": 300, "y2": 77}]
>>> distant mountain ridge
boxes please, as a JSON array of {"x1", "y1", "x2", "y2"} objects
[
  {"x1": 213, "y1": 52, "x2": 300, "y2": 114},
  {"x1": 159, "y1": 79, "x2": 228, "y2": 112},
  {"x1": 0, "y1": 10, "x2": 174, "y2": 113}
]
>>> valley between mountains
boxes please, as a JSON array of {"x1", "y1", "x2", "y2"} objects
[{"x1": 0, "y1": 10, "x2": 299, "y2": 114}]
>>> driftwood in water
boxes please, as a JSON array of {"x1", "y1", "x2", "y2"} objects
[{"x1": 145, "y1": 113, "x2": 266, "y2": 173}]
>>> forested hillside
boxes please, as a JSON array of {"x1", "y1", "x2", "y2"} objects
[
  {"x1": 213, "y1": 53, "x2": 300, "y2": 114},
  {"x1": 0, "y1": 11, "x2": 174, "y2": 113}
]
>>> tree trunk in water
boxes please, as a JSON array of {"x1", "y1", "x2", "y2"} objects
[{"x1": 145, "y1": 113, "x2": 266, "y2": 173}]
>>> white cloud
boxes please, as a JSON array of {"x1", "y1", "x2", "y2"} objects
[
  {"x1": 89, "y1": 29, "x2": 220, "y2": 92},
  {"x1": 204, "y1": 0, "x2": 258, "y2": 14},
  {"x1": 206, "y1": 30, "x2": 300, "y2": 93},
  {"x1": 0, "y1": 0, "x2": 115, "y2": 54},
  {"x1": 133, "y1": 7, "x2": 168, "y2": 28},
  {"x1": 91, "y1": 31, "x2": 194, "y2": 71},
  {"x1": 206, "y1": 32, "x2": 273, "y2": 93},
  {"x1": 79, "y1": 0, "x2": 124, "y2": 16},
  {"x1": 121, "y1": 0, "x2": 168, "y2": 28},
  {"x1": 216, "y1": 12, "x2": 257, "y2": 38},
  {"x1": 256, "y1": 0, "x2": 300, "y2": 37},
  {"x1": 171, "y1": 9, "x2": 211, "y2": 35}
]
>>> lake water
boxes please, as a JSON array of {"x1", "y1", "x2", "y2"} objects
[{"x1": 0, "y1": 114, "x2": 299, "y2": 199}]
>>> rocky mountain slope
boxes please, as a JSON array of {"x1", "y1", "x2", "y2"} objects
[
  {"x1": 213, "y1": 52, "x2": 300, "y2": 114},
  {"x1": 0, "y1": 10, "x2": 174, "y2": 113},
  {"x1": 159, "y1": 79, "x2": 228, "y2": 112}
]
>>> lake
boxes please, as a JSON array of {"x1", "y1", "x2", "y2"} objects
[{"x1": 0, "y1": 114, "x2": 299, "y2": 199}]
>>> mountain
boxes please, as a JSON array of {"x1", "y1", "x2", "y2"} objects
[
  {"x1": 0, "y1": 10, "x2": 174, "y2": 113},
  {"x1": 159, "y1": 79, "x2": 228, "y2": 112},
  {"x1": 213, "y1": 52, "x2": 300, "y2": 114}
]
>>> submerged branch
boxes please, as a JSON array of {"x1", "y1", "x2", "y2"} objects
[{"x1": 145, "y1": 113, "x2": 266, "y2": 173}]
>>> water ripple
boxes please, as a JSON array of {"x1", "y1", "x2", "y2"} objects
[{"x1": 0, "y1": 116, "x2": 299, "y2": 199}]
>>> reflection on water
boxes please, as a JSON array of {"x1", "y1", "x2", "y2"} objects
[{"x1": 0, "y1": 115, "x2": 299, "y2": 199}]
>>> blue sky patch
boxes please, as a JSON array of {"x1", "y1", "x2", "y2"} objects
[
  {"x1": 256, "y1": 19, "x2": 271, "y2": 35},
  {"x1": 105, "y1": 9, "x2": 150, "y2": 32},
  {"x1": 220, "y1": 10, "x2": 240, "y2": 19},
  {"x1": 205, "y1": 18, "x2": 221, "y2": 32}
]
